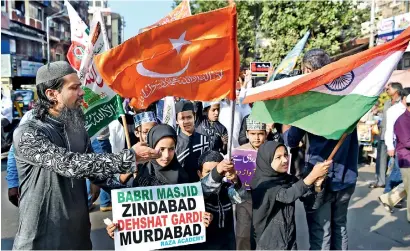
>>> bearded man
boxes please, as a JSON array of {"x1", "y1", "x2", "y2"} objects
[{"x1": 12, "y1": 61, "x2": 160, "y2": 250}]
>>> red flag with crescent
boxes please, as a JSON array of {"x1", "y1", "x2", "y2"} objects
[{"x1": 94, "y1": 5, "x2": 239, "y2": 109}]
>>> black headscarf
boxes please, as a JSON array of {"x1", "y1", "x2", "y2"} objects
[
  {"x1": 145, "y1": 124, "x2": 189, "y2": 184},
  {"x1": 251, "y1": 141, "x2": 295, "y2": 241}
]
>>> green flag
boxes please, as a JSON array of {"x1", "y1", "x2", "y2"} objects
[{"x1": 78, "y1": 10, "x2": 124, "y2": 138}]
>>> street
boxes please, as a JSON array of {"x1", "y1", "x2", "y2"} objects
[{"x1": 1, "y1": 160, "x2": 409, "y2": 250}]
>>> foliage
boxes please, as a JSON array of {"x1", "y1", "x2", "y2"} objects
[
  {"x1": 378, "y1": 92, "x2": 390, "y2": 112},
  {"x1": 172, "y1": 0, "x2": 369, "y2": 68},
  {"x1": 259, "y1": 1, "x2": 369, "y2": 66}
]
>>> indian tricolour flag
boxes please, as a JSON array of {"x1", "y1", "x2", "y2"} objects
[{"x1": 242, "y1": 27, "x2": 410, "y2": 140}]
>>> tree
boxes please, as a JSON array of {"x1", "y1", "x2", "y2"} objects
[
  {"x1": 172, "y1": 0, "x2": 369, "y2": 68},
  {"x1": 259, "y1": 1, "x2": 369, "y2": 66}
]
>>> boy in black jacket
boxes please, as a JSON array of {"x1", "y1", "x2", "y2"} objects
[{"x1": 196, "y1": 150, "x2": 246, "y2": 250}]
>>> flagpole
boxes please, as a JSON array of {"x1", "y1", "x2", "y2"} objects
[
  {"x1": 97, "y1": 10, "x2": 110, "y2": 50},
  {"x1": 121, "y1": 114, "x2": 132, "y2": 149},
  {"x1": 314, "y1": 132, "x2": 348, "y2": 192},
  {"x1": 186, "y1": 0, "x2": 192, "y2": 16},
  {"x1": 227, "y1": 3, "x2": 237, "y2": 160},
  {"x1": 227, "y1": 100, "x2": 236, "y2": 159},
  {"x1": 97, "y1": 10, "x2": 132, "y2": 149}
]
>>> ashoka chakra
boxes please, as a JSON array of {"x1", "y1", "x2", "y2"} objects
[{"x1": 325, "y1": 71, "x2": 355, "y2": 92}]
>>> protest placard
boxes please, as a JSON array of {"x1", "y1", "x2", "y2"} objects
[
  {"x1": 232, "y1": 149, "x2": 257, "y2": 190},
  {"x1": 111, "y1": 182, "x2": 206, "y2": 250}
]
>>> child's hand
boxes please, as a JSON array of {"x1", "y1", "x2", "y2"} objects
[
  {"x1": 119, "y1": 173, "x2": 133, "y2": 184},
  {"x1": 216, "y1": 160, "x2": 234, "y2": 175},
  {"x1": 225, "y1": 172, "x2": 238, "y2": 184},
  {"x1": 222, "y1": 134, "x2": 228, "y2": 145},
  {"x1": 311, "y1": 160, "x2": 332, "y2": 179},
  {"x1": 106, "y1": 223, "x2": 117, "y2": 239},
  {"x1": 203, "y1": 212, "x2": 213, "y2": 227},
  {"x1": 303, "y1": 160, "x2": 332, "y2": 186},
  {"x1": 314, "y1": 176, "x2": 325, "y2": 187}
]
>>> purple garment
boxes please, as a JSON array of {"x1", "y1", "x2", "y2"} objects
[{"x1": 394, "y1": 109, "x2": 410, "y2": 168}]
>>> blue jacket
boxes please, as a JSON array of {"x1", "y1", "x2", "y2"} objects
[
  {"x1": 6, "y1": 145, "x2": 19, "y2": 189},
  {"x1": 284, "y1": 127, "x2": 359, "y2": 191}
]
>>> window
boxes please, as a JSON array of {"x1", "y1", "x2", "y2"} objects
[
  {"x1": 28, "y1": 4, "x2": 37, "y2": 19},
  {"x1": 55, "y1": 53, "x2": 62, "y2": 61},
  {"x1": 14, "y1": 1, "x2": 25, "y2": 17},
  {"x1": 1, "y1": 0, "x2": 6, "y2": 13},
  {"x1": 37, "y1": 8, "x2": 42, "y2": 21},
  {"x1": 16, "y1": 39, "x2": 42, "y2": 59},
  {"x1": 88, "y1": 0, "x2": 93, "y2": 7},
  {"x1": 95, "y1": 1, "x2": 101, "y2": 7}
]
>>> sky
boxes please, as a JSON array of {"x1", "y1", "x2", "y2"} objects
[{"x1": 107, "y1": 0, "x2": 174, "y2": 41}]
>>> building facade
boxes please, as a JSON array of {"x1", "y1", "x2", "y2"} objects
[
  {"x1": 88, "y1": 0, "x2": 123, "y2": 47},
  {"x1": 359, "y1": 1, "x2": 410, "y2": 70},
  {"x1": 1, "y1": 0, "x2": 88, "y2": 91}
]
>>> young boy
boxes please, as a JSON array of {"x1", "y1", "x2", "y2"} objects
[
  {"x1": 196, "y1": 102, "x2": 228, "y2": 154},
  {"x1": 133, "y1": 111, "x2": 157, "y2": 143},
  {"x1": 175, "y1": 100, "x2": 211, "y2": 182},
  {"x1": 237, "y1": 118, "x2": 268, "y2": 150},
  {"x1": 197, "y1": 150, "x2": 245, "y2": 250},
  {"x1": 118, "y1": 111, "x2": 158, "y2": 185},
  {"x1": 236, "y1": 118, "x2": 268, "y2": 250}
]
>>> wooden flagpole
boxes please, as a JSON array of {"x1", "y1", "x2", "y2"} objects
[
  {"x1": 314, "y1": 132, "x2": 348, "y2": 192},
  {"x1": 121, "y1": 114, "x2": 132, "y2": 149}
]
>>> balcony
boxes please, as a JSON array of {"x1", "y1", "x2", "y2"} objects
[
  {"x1": 63, "y1": 31, "x2": 70, "y2": 41},
  {"x1": 49, "y1": 29, "x2": 61, "y2": 42},
  {"x1": 45, "y1": 0, "x2": 64, "y2": 15},
  {"x1": 11, "y1": 9, "x2": 25, "y2": 24},
  {"x1": 50, "y1": 29, "x2": 61, "y2": 37},
  {"x1": 36, "y1": 20, "x2": 43, "y2": 30},
  {"x1": 32, "y1": 0, "x2": 48, "y2": 7}
]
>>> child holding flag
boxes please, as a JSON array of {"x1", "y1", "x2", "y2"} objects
[{"x1": 252, "y1": 141, "x2": 331, "y2": 250}]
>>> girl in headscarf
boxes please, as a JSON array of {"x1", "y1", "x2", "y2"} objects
[
  {"x1": 134, "y1": 124, "x2": 189, "y2": 186},
  {"x1": 196, "y1": 102, "x2": 228, "y2": 154},
  {"x1": 106, "y1": 125, "x2": 219, "y2": 242},
  {"x1": 251, "y1": 141, "x2": 331, "y2": 250}
]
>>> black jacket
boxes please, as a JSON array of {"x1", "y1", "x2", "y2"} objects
[
  {"x1": 176, "y1": 131, "x2": 210, "y2": 183},
  {"x1": 196, "y1": 120, "x2": 227, "y2": 154},
  {"x1": 253, "y1": 179, "x2": 310, "y2": 250},
  {"x1": 196, "y1": 168, "x2": 243, "y2": 250}
]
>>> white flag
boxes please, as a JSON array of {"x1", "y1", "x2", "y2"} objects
[{"x1": 162, "y1": 96, "x2": 176, "y2": 128}]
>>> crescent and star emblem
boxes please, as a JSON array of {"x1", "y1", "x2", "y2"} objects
[{"x1": 136, "y1": 31, "x2": 191, "y2": 78}]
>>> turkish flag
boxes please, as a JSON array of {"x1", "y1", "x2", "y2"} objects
[{"x1": 93, "y1": 5, "x2": 239, "y2": 109}]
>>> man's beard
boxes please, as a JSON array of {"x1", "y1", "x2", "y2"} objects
[{"x1": 56, "y1": 106, "x2": 86, "y2": 132}]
